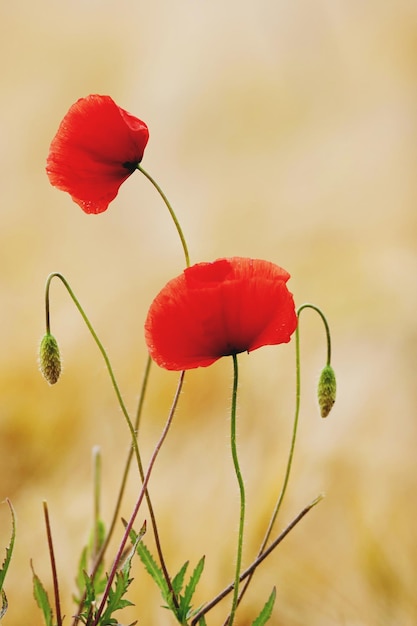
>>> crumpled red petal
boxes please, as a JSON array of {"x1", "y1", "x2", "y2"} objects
[
  {"x1": 46, "y1": 94, "x2": 149, "y2": 214},
  {"x1": 145, "y1": 257, "x2": 298, "y2": 370}
]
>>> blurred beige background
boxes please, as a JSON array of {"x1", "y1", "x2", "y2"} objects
[{"x1": 1, "y1": 1, "x2": 417, "y2": 624}]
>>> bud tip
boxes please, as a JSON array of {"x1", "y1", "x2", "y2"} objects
[
  {"x1": 318, "y1": 364, "x2": 336, "y2": 418},
  {"x1": 39, "y1": 333, "x2": 61, "y2": 385}
]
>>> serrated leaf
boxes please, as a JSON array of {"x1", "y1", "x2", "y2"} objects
[
  {"x1": 31, "y1": 562, "x2": 54, "y2": 626},
  {"x1": 181, "y1": 556, "x2": 205, "y2": 615},
  {"x1": 89, "y1": 518, "x2": 106, "y2": 559},
  {"x1": 0, "y1": 589, "x2": 8, "y2": 621},
  {"x1": 0, "y1": 499, "x2": 16, "y2": 600},
  {"x1": 180, "y1": 556, "x2": 205, "y2": 621},
  {"x1": 74, "y1": 546, "x2": 88, "y2": 603},
  {"x1": 121, "y1": 526, "x2": 144, "y2": 580},
  {"x1": 172, "y1": 561, "x2": 189, "y2": 596},
  {"x1": 74, "y1": 518, "x2": 108, "y2": 608},
  {"x1": 135, "y1": 542, "x2": 174, "y2": 609},
  {"x1": 82, "y1": 570, "x2": 96, "y2": 607},
  {"x1": 100, "y1": 569, "x2": 134, "y2": 625},
  {"x1": 251, "y1": 587, "x2": 276, "y2": 626}
]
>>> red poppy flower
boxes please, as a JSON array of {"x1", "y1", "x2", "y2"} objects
[
  {"x1": 145, "y1": 257, "x2": 297, "y2": 370},
  {"x1": 46, "y1": 94, "x2": 149, "y2": 214}
]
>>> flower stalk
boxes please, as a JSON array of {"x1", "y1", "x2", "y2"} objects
[
  {"x1": 91, "y1": 371, "x2": 185, "y2": 626},
  {"x1": 138, "y1": 164, "x2": 190, "y2": 268},
  {"x1": 228, "y1": 353, "x2": 245, "y2": 626}
]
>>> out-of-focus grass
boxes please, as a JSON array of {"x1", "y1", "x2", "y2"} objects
[{"x1": 1, "y1": 1, "x2": 417, "y2": 624}]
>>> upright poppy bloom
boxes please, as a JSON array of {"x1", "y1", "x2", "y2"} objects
[
  {"x1": 46, "y1": 94, "x2": 149, "y2": 214},
  {"x1": 145, "y1": 257, "x2": 297, "y2": 370}
]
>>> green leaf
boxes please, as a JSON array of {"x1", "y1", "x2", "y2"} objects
[
  {"x1": 74, "y1": 546, "x2": 88, "y2": 603},
  {"x1": 74, "y1": 518, "x2": 108, "y2": 608},
  {"x1": 31, "y1": 562, "x2": 54, "y2": 626},
  {"x1": 121, "y1": 525, "x2": 145, "y2": 580},
  {"x1": 172, "y1": 561, "x2": 189, "y2": 596},
  {"x1": 89, "y1": 518, "x2": 106, "y2": 557},
  {"x1": 251, "y1": 587, "x2": 276, "y2": 626},
  {"x1": 0, "y1": 499, "x2": 16, "y2": 608},
  {"x1": 100, "y1": 569, "x2": 134, "y2": 625},
  {"x1": 97, "y1": 523, "x2": 147, "y2": 626},
  {"x1": 135, "y1": 541, "x2": 174, "y2": 610},
  {"x1": 0, "y1": 589, "x2": 8, "y2": 621},
  {"x1": 180, "y1": 556, "x2": 205, "y2": 621},
  {"x1": 82, "y1": 569, "x2": 96, "y2": 607}
]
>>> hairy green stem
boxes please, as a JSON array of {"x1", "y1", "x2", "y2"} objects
[
  {"x1": 137, "y1": 164, "x2": 190, "y2": 268},
  {"x1": 297, "y1": 303, "x2": 332, "y2": 365},
  {"x1": 227, "y1": 353, "x2": 245, "y2": 626},
  {"x1": 91, "y1": 371, "x2": 185, "y2": 626},
  {"x1": 44, "y1": 272, "x2": 141, "y2": 468},
  {"x1": 92, "y1": 446, "x2": 101, "y2": 560},
  {"x1": 233, "y1": 302, "x2": 332, "y2": 612},
  {"x1": 191, "y1": 495, "x2": 323, "y2": 625}
]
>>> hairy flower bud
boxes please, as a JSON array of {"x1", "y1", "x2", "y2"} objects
[
  {"x1": 39, "y1": 333, "x2": 61, "y2": 385},
  {"x1": 318, "y1": 364, "x2": 336, "y2": 418}
]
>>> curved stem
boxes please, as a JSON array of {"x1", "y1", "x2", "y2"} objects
[
  {"x1": 52, "y1": 317, "x2": 175, "y2": 623},
  {"x1": 191, "y1": 495, "x2": 323, "y2": 626},
  {"x1": 91, "y1": 371, "x2": 185, "y2": 626},
  {"x1": 297, "y1": 303, "x2": 332, "y2": 365},
  {"x1": 46, "y1": 274, "x2": 180, "y2": 621},
  {"x1": 43, "y1": 502, "x2": 62, "y2": 626},
  {"x1": 253, "y1": 311, "x2": 303, "y2": 552},
  {"x1": 44, "y1": 273, "x2": 141, "y2": 470},
  {"x1": 92, "y1": 446, "x2": 101, "y2": 560},
  {"x1": 112, "y1": 355, "x2": 178, "y2": 608},
  {"x1": 227, "y1": 353, "x2": 245, "y2": 626},
  {"x1": 229, "y1": 308, "x2": 304, "y2": 613},
  {"x1": 137, "y1": 164, "x2": 190, "y2": 268},
  {"x1": 232, "y1": 302, "x2": 332, "y2": 612},
  {"x1": 97, "y1": 356, "x2": 153, "y2": 561}
]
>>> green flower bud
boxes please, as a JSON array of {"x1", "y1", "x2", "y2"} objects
[
  {"x1": 39, "y1": 333, "x2": 61, "y2": 385},
  {"x1": 318, "y1": 364, "x2": 336, "y2": 418}
]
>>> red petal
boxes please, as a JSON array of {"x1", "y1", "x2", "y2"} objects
[
  {"x1": 46, "y1": 95, "x2": 149, "y2": 213},
  {"x1": 145, "y1": 257, "x2": 297, "y2": 370}
]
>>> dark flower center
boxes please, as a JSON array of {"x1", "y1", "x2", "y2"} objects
[{"x1": 122, "y1": 161, "x2": 140, "y2": 173}]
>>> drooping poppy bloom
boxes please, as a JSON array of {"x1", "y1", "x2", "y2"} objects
[
  {"x1": 145, "y1": 257, "x2": 297, "y2": 370},
  {"x1": 46, "y1": 94, "x2": 149, "y2": 214}
]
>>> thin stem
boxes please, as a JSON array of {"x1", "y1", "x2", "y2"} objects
[
  {"x1": 92, "y1": 446, "x2": 101, "y2": 559},
  {"x1": 259, "y1": 313, "x2": 303, "y2": 543},
  {"x1": 231, "y1": 321, "x2": 302, "y2": 613},
  {"x1": 227, "y1": 353, "x2": 245, "y2": 626},
  {"x1": 91, "y1": 371, "x2": 185, "y2": 626},
  {"x1": 297, "y1": 303, "x2": 332, "y2": 365},
  {"x1": 191, "y1": 495, "x2": 323, "y2": 625},
  {"x1": 45, "y1": 275, "x2": 178, "y2": 622},
  {"x1": 232, "y1": 303, "x2": 332, "y2": 613},
  {"x1": 69, "y1": 359, "x2": 177, "y2": 622},
  {"x1": 125, "y1": 356, "x2": 178, "y2": 608},
  {"x1": 92, "y1": 356, "x2": 153, "y2": 566},
  {"x1": 42, "y1": 502, "x2": 62, "y2": 626},
  {"x1": 137, "y1": 164, "x2": 190, "y2": 268},
  {"x1": 44, "y1": 273, "x2": 141, "y2": 471}
]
